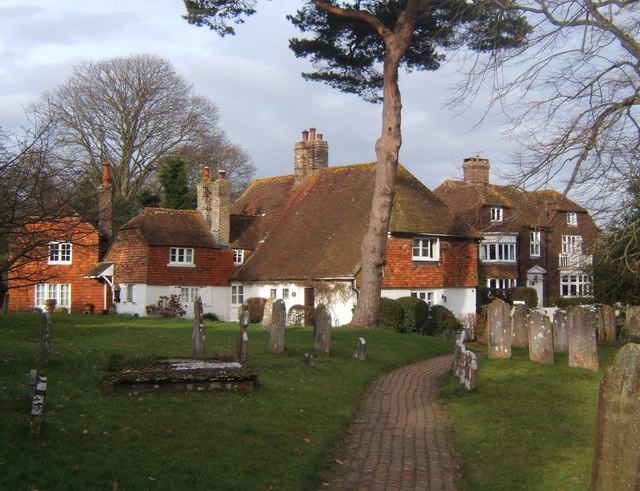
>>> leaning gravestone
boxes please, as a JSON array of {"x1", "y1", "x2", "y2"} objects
[
  {"x1": 236, "y1": 303, "x2": 250, "y2": 364},
  {"x1": 353, "y1": 338, "x2": 366, "y2": 360},
  {"x1": 591, "y1": 343, "x2": 640, "y2": 490},
  {"x1": 511, "y1": 304, "x2": 528, "y2": 348},
  {"x1": 192, "y1": 296, "x2": 206, "y2": 357},
  {"x1": 314, "y1": 304, "x2": 332, "y2": 354},
  {"x1": 40, "y1": 299, "x2": 56, "y2": 365},
  {"x1": 626, "y1": 306, "x2": 640, "y2": 343},
  {"x1": 601, "y1": 305, "x2": 616, "y2": 342},
  {"x1": 527, "y1": 309, "x2": 554, "y2": 365},
  {"x1": 269, "y1": 299, "x2": 286, "y2": 354},
  {"x1": 487, "y1": 299, "x2": 511, "y2": 359},
  {"x1": 568, "y1": 306, "x2": 599, "y2": 371},
  {"x1": 553, "y1": 310, "x2": 569, "y2": 353},
  {"x1": 262, "y1": 297, "x2": 275, "y2": 332}
]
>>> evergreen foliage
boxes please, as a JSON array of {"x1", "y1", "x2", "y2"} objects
[{"x1": 159, "y1": 157, "x2": 197, "y2": 209}]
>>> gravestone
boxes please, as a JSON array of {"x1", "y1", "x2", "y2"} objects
[
  {"x1": 192, "y1": 296, "x2": 206, "y2": 357},
  {"x1": 236, "y1": 303, "x2": 250, "y2": 364},
  {"x1": 262, "y1": 297, "x2": 275, "y2": 332},
  {"x1": 487, "y1": 299, "x2": 511, "y2": 359},
  {"x1": 353, "y1": 338, "x2": 366, "y2": 360},
  {"x1": 511, "y1": 304, "x2": 528, "y2": 348},
  {"x1": 601, "y1": 305, "x2": 616, "y2": 342},
  {"x1": 269, "y1": 299, "x2": 286, "y2": 353},
  {"x1": 452, "y1": 339, "x2": 478, "y2": 391},
  {"x1": 591, "y1": 343, "x2": 640, "y2": 490},
  {"x1": 568, "y1": 306, "x2": 599, "y2": 371},
  {"x1": 626, "y1": 306, "x2": 640, "y2": 343},
  {"x1": 314, "y1": 304, "x2": 332, "y2": 354},
  {"x1": 553, "y1": 310, "x2": 569, "y2": 353},
  {"x1": 30, "y1": 373, "x2": 47, "y2": 436},
  {"x1": 527, "y1": 309, "x2": 554, "y2": 365},
  {"x1": 40, "y1": 300, "x2": 56, "y2": 365}
]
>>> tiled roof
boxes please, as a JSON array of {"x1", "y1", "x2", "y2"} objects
[
  {"x1": 120, "y1": 208, "x2": 220, "y2": 248},
  {"x1": 230, "y1": 164, "x2": 476, "y2": 281}
]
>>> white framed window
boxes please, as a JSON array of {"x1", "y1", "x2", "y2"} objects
[
  {"x1": 487, "y1": 278, "x2": 517, "y2": 289},
  {"x1": 282, "y1": 288, "x2": 289, "y2": 300},
  {"x1": 480, "y1": 235, "x2": 517, "y2": 262},
  {"x1": 35, "y1": 283, "x2": 71, "y2": 309},
  {"x1": 562, "y1": 235, "x2": 583, "y2": 255},
  {"x1": 233, "y1": 249, "x2": 244, "y2": 265},
  {"x1": 490, "y1": 207, "x2": 504, "y2": 223},
  {"x1": 411, "y1": 291, "x2": 435, "y2": 304},
  {"x1": 567, "y1": 212, "x2": 578, "y2": 226},
  {"x1": 180, "y1": 287, "x2": 200, "y2": 305},
  {"x1": 270, "y1": 288, "x2": 277, "y2": 298},
  {"x1": 412, "y1": 237, "x2": 440, "y2": 261},
  {"x1": 530, "y1": 231, "x2": 541, "y2": 257},
  {"x1": 125, "y1": 284, "x2": 134, "y2": 303},
  {"x1": 231, "y1": 285, "x2": 244, "y2": 304},
  {"x1": 561, "y1": 274, "x2": 591, "y2": 297},
  {"x1": 169, "y1": 247, "x2": 194, "y2": 265},
  {"x1": 48, "y1": 241, "x2": 72, "y2": 264}
]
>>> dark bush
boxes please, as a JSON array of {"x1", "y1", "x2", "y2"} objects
[
  {"x1": 512, "y1": 287, "x2": 538, "y2": 309},
  {"x1": 477, "y1": 286, "x2": 513, "y2": 309},
  {"x1": 395, "y1": 296, "x2": 430, "y2": 334},
  {"x1": 425, "y1": 305, "x2": 463, "y2": 339},
  {"x1": 145, "y1": 294, "x2": 186, "y2": 318},
  {"x1": 378, "y1": 297, "x2": 404, "y2": 331},
  {"x1": 246, "y1": 297, "x2": 267, "y2": 323},
  {"x1": 203, "y1": 312, "x2": 220, "y2": 322},
  {"x1": 549, "y1": 296, "x2": 593, "y2": 310}
]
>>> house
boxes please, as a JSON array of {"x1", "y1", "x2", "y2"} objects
[
  {"x1": 434, "y1": 157, "x2": 599, "y2": 307},
  {"x1": 8, "y1": 162, "x2": 115, "y2": 312},
  {"x1": 95, "y1": 168, "x2": 237, "y2": 319},
  {"x1": 227, "y1": 129, "x2": 480, "y2": 325}
]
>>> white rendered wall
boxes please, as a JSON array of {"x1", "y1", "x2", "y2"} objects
[{"x1": 381, "y1": 287, "x2": 476, "y2": 317}]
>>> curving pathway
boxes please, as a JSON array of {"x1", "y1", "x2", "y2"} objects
[{"x1": 322, "y1": 354, "x2": 462, "y2": 490}]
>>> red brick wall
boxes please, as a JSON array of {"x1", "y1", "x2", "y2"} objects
[
  {"x1": 9, "y1": 218, "x2": 105, "y2": 312},
  {"x1": 382, "y1": 235, "x2": 478, "y2": 288}
]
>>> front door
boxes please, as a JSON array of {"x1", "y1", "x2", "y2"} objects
[{"x1": 526, "y1": 266, "x2": 547, "y2": 307}]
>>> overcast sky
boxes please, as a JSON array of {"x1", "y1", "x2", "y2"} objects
[{"x1": 0, "y1": 0, "x2": 516, "y2": 189}]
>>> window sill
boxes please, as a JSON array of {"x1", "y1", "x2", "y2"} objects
[{"x1": 167, "y1": 263, "x2": 196, "y2": 267}]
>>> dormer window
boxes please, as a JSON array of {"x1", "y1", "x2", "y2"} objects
[
  {"x1": 169, "y1": 247, "x2": 194, "y2": 266},
  {"x1": 490, "y1": 207, "x2": 504, "y2": 223},
  {"x1": 48, "y1": 241, "x2": 72, "y2": 264},
  {"x1": 412, "y1": 237, "x2": 440, "y2": 261},
  {"x1": 567, "y1": 212, "x2": 578, "y2": 226},
  {"x1": 233, "y1": 249, "x2": 244, "y2": 265}
]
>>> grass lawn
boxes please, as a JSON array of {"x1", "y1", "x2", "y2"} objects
[
  {"x1": 440, "y1": 345, "x2": 622, "y2": 490},
  {"x1": 0, "y1": 313, "x2": 453, "y2": 490}
]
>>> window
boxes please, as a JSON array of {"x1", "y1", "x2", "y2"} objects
[
  {"x1": 169, "y1": 247, "x2": 194, "y2": 265},
  {"x1": 48, "y1": 242, "x2": 72, "y2": 264},
  {"x1": 562, "y1": 235, "x2": 583, "y2": 255},
  {"x1": 490, "y1": 207, "x2": 504, "y2": 222},
  {"x1": 35, "y1": 283, "x2": 71, "y2": 309},
  {"x1": 412, "y1": 238, "x2": 440, "y2": 261},
  {"x1": 270, "y1": 288, "x2": 277, "y2": 298},
  {"x1": 180, "y1": 287, "x2": 200, "y2": 305},
  {"x1": 480, "y1": 236, "x2": 517, "y2": 262},
  {"x1": 231, "y1": 285, "x2": 244, "y2": 304},
  {"x1": 125, "y1": 284, "x2": 134, "y2": 303},
  {"x1": 233, "y1": 249, "x2": 244, "y2": 265},
  {"x1": 561, "y1": 274, "x2": 592, "y2": 297},
  {"x1": 487, "y1": 278, "x2": 517, "y2": 289},
  {"x1": 411, "y1": 291, "x2": 435, "y2": 304},
  {"x1": 282, "y1": 288, "x2": 289, "y2": 300},
  {"x1": 567, "y1": 212, "x2": 578, "y2": 226},
  {"x1": 530, "y1": 231, "x2": 541, "y2": 257}
]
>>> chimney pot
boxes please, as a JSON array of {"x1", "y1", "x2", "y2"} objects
[
  {"x1": 302, "y1": 130, "x2": 309, "y2": 142},
  {"x1": 218, "y1": 169, "x2": 226, "y2": 180},
  {"x1": 203, "y1": 167, "x2": 210, "y2": 179},
  {"x1": 317, "y1": 133, "x2": 323, "y2": 141},
  {"x1": 101, "y1": 162, "x2": 111, "y2": 184},
  {"x1": 309, "y1": 128, "x2": 316, "y2": 141}
]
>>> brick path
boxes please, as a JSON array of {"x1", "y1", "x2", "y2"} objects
[{"x1": 321, "y1": 354, "x2": 462, "y2": 490}]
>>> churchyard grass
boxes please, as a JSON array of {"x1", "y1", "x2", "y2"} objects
[
  {"x1": 441, "y1": 345, "x2": 621, "y2": 490},
  {"x1": 0, "y1": 313, "x2": 452, "y2": 490}
]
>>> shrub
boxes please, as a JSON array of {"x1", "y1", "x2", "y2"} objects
[
  {"x1": 53, "y1": 306, "x2": 68, "y2": 314},
  {"x1": 287, "y1": 304, "x2": 312, "y2": 326},
  {"x1": 425, "y1": 305, "x2": 463, "y2": 339},
  {"x1": 477, "y1": 286, "x2": 513, "y2": 309},
  {"x1": 378, "y1": 297, "x2": 404, "y2": 331},
  {"x1": 203, "y1": 312, "x2": 220, "y2": 322},
  {"x1": 459, "y1": 313, "x2": 486, "y2": 342},
  {"x1": 549, "y1": 296, "x2": 593, "y2": 310},
  {"x1": 395, "y1": 296, "x2": 430, "y2": 334},
  {"x1": 145, "y1": 294, "x2": 186, "y2": 318},
  {"x1": 512, "y1": 287, "x2": 538, "y2": 309},
  {"x1": 246, "y1": 297, "x2": 267, "y2": 323}
]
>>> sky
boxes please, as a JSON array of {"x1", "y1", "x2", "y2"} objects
[{"x1": 0, "y1": 0, "x2": 516, "y2": 190}]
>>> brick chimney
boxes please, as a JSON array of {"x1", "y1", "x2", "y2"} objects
[
  {"x1": 97, "y1": 162, "x2": 114, "y2": 258},
  {"x1": 463, "y1": 157, "x2": 490, "y2": 185},
  {"x1": 197, "y1": 167, "x2": 231, "y2": 245},
  {"x1": 294, "y1": 127, "x2": 328, "y2": 184}
]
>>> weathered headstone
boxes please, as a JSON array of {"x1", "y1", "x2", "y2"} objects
[
  {"x1": 269, "y1": 299, "x2": 286, "y2": 354},
  {"x1": 192, "y1": 296, "x2": 206, "y2": 357},
  {"x1": 353, "y1": 338, "x2": 366, "y2": 360},
  {"x1": 626, "y1": 306, "x2": 640, "y2": 343},
  {"x1": 487, "y1": 298, "x2": 511, "y2": 359},
  {"x1": 527, "y1": 309, "x2": 554, "y2": 365},
  {"x1": 30, "y1": 373, "x2": 47, "y2": 436},
  {"x1": 452, "y1": 339, "x2": 477, "y2": 391},
  {"x1": 511, "y1": 304, "x2": 528, "y2": 348},
  {"x1": 568, "y1": 306, "x2": 599, "y2": 371},
  {"x1": 314, "y1": 304, "x2": 332, "y2": 354},
  {"x1": 591, "y1": 343, "x2": 640, "y2": 490},
  {"x1": 553, "y1": 309, "x2": 569, "y2": 353},
  {"x1": 40, "y1": 300, "x2": 55, "y2": 365},
  {"x1": 601, "y1": 305, "x2": 616, "y2": 342},
  {"x1": 262, "y1": 297, "x2": 275, "y2": 332},
  {"x1": 2, "y1": 292, "x2": 9, "y2": 314},
  {"x1": 236, "y1": 303, "x2": 250, "y2": 364}
]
